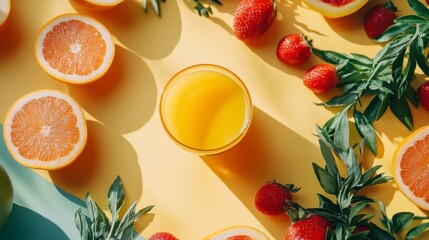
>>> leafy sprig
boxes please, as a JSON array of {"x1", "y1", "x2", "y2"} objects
[
  {"x1": 309, "y1": 0, "x2": 429, "y2": 155},
  {"x1": 142, "y1": 0, "x2": 223, "y2": 17},
  {"x1": 75, "y1": 176, "x2": 154, "y2": 240},
  {"x1": 142, "y1": 0, "x2": 166, "y2": 16},
  {"x1": 287, "y1": 126, "x2": 429, "y2": 239},
  {"x1": 368, "y1": 202, "x2": 429, "y2": 240},
  {"x1": 190, "y1": 0, "x2": 223, "y2": 17},
  {"x1": 306, "y1": 126, "x2": 392, "y2": 239}
]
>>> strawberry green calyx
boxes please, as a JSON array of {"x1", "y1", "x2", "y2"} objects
[
  {"x1": 385, "y1": 0, "x2": 397, "y2": 12},
  {"x1": 271, "y1": 180, "x2": 301, "y2": 194}
]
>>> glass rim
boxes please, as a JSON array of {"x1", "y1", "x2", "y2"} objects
[{"x1": 159, "y1": 64, "x2": 253, "y2": 155}]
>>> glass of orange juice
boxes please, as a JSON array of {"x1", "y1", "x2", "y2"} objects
[{"x1": 160, "y1": 64, "x2": 253, "y2": 155}]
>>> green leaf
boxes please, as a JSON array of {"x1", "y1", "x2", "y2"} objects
[
  {"x1": 359, "y1": 165, "x2": 381, "y2": 187},
  {"x1": 117, "y1": 202, "x2": 154, "y2": 235},
  {"x1": 312, "y1": 163, "x2": 338, "y2": 195},
  {"x1": 319, "y1": 139, "x2": 339, "y2": 177},
  {"x1": 75, "y1": 176, "x2": 154, "y2": 240},
  {"x1": 391, "y1": 47, "x2": 406, "y2": 86},
  {"x1": 364, "y1": 94, "x2": 390, "y2": 123},
  {"x1": 142, "y1": 0, "x2": 166, "y2": 16},
  {"x1": 368, "y1": 222, "x2": 395, "y2": 240},
  {"x1": 75, "y1": 208, "x2": 92, "y2": 240},
  {"x1": 349, "y1": 201, "x2": 371, "y2": 220},
  {"x1": 311, "y1": 47, "x2": 350, "y2": 64},
  {"x1": 354, "y1": 110, "x2": 377, "y2": 155},
  {"x1": 375, "y1": 24, "x2": 415, "y2": 42},
  {"x1": 414, "y1": 31, "x2": 429, "y2": 75},
  {"x1": 378, "y1": 201, "x2": 393, "y2": 232},
  {"x1": 405, "y1": 222, "x2": 429, "y2": 239},
  {"x1": 389, "y1": 95, "x2": 413, "y2": 131},
  {"x1": 394, "y1": 15, "x2": 428, "y2": 24},
  {"x1": 405, "y1": 84, "x2": 419, "y2": 108},
  {"x1": 408, "y1": 0, "x2": 429, "y2": 17},
  {"x1": 85, "y1": 193, "x2": 109, "y2": 239},
  {"x1": 318, "y1": 91, "x2": 359, "y2": 107},
  {"x1": 392, "y1": 212, "x2": 414, "y2": 233},
  {"x1": 337, "y1": 174, "x2": 355, "y2": 209},
  {"x1": 317, "y1": 194, "x2": 339, "y2": 213},
  {"x1": 333, "y1": 108, "x2": 350, "y2": 151},
  {"x1": 108, "y1": 176, "x2": 125, "y2": 223}
]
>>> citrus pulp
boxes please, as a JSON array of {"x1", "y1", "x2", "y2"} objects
[{"x1": 3, "y1": 89, "x2": 87, "y2": 170}]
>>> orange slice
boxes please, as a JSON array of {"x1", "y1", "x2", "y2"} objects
[
  {"x1": 3, "y1": 89, "x2": 87, "y2": 170},
  {"x1": 71, "y1": 0, "x2": 125, "y2": 11},
  {"x1": 35, "y1": 14, "x2": 115, "y2": 84},
  {"x1": 204, "y1": 226, "x2": 270, "y2": 240},
  {"x1": 303, "y1": 0, "x2": 369, "y2": 18},
  {"x1": 393, "y1": 125, "x2": 429, "y2": 210},
  {"x1": 0, "y1": 0, "x2": 11, "y2": 32}
]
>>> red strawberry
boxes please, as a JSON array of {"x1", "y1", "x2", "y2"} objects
[
  {"x1": 148, "y1": 232, "x2": 178, "y2": 240},
  {"x1": 303, "y1": 64, "x2": 338, "y2": 93},
  {"x1": 276, "y1": 34, "x2": 311, "y2": 65},
  {"x1": 417, "y1": 81, "x2": 429, "y2": 111},
  {"x1": 255, "y1": 180, "x2": 300, "y2": 216},
  {"x1": 233, "y1": 0, "x2": 276, "y2": 42},
  {"x1": 364, "y1": 1, "x2": 397, "y2": 39},
  {"x1": 285, "y1": 215, "x2": 332, "y2": 240}
]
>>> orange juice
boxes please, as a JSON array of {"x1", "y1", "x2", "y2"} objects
[{"x1": 160, "y1": 64, "x2": 252, "y2": 155}]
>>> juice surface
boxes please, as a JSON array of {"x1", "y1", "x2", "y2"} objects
[{"x1": 163, "y1": 69, "x2": 250, "y2": 152}]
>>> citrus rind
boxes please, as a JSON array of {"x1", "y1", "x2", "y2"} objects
[
  {"x1": 0, "y1": 0, "x2": 11, "y2": 32},
  {"x1": 204, "y1": 225, "x2": 270, "y2": 240},
  {"x1": 72, "y1": 0, "x2": 125, "y2": 11},
  {"x1": 303, "y1": 0, "x2": 369, "y2": 18}
]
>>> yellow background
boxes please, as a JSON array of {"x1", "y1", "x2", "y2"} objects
[{"x1": 0, "y1": 0, "x2": 428, "y2": 239}]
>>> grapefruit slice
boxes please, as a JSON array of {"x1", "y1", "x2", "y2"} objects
[
  {"x1": 35, "y1": 14, "x2": 115, "y2": 84},
  {"x1": 71, "y1": 0, "x2": 125, "y2": 11},
  {"x1": 3, "y1": 89, "x2": 87, "y2": 170},
  {"x1": 0, "y1": 0, "x2": 11, "y2": 32},
  {"x1": 204, "y1": 226, "x2": 270, "y2": 240},
  {"x1": 303, "y1": 0, "x2": 369, "y2": 18},
  {"x1": 393, "y1": 125, "x2": 429, "y2": 210}
]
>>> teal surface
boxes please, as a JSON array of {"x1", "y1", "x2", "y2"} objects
[{"x1": 0, "y1": 126, "x2": 145, "y2": 240}]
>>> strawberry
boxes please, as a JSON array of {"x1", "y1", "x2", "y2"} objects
[
  {"x1": 233, "y1": 0, "x2": 276, "y2": 42},
  {"x1": 276, "y1": 34, "x2": 311, "y2": 65},
  {"x1": 254, "y1": 180, "x2": 300, "y2": 216},
  {"x1": 417, "y1": 81, "x2": 429, "y2": 111},
  {"x1": 364, "y1": 1, "x2": 397, "y2": 39},
  {"x1": 303, "y1": 64, "x2": 338, "y2": 94},
  {"x1": 285, "y1": 214, "x2": 332, "y2": 240},
  {"x1": 148, "y1": 232, "x2": 178, "y2": 240}
]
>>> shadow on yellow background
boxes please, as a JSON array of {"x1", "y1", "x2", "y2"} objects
[
  {"x1": 68, "y1": 45, "x2": 158, "y2": 134},
  {"x1": 70, "y1": 0, "x2": 182, "y2": 60},
  {"x1": 202, "y1": 106, "x2": 400, "y2": 238},
  {"x1": 49, "y1": 120, "x2": 143, "y2": 213}
]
